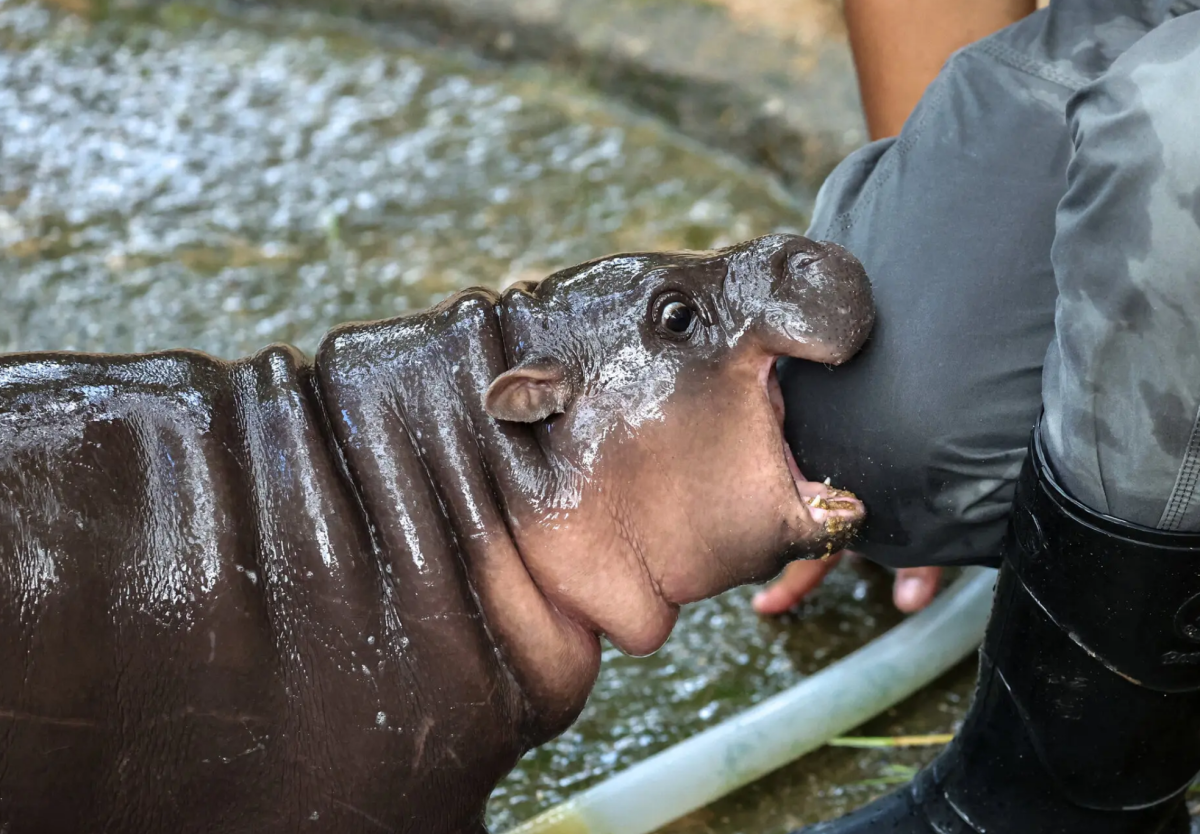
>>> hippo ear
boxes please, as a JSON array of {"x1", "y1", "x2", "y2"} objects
[{"x1": 484, "y1": 359, "x2": 574, "y2": 423}]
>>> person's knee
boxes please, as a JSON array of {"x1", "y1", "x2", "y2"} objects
[
  {"x1": 1064, "y1": 11, "x2": 1200, "y2": 195},
  {"x1": 1093, "y1": 9, "x2": 1200, "y2": 114},
  {"x1": 780, "y1": 316, "x2": 1039, "y2": 569}
]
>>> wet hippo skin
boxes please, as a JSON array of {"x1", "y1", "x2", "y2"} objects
[{"x1": 0, "y1": 234, "x2": 873, "y2": 834}]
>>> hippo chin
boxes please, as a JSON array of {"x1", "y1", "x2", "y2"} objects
[{"x1": 0, "y1": 234, "x2": 872, "y2": 833}]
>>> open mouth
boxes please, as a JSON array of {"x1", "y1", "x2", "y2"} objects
[{"x1": 763, "y1": 359, "x2": 865, "y2": 531}]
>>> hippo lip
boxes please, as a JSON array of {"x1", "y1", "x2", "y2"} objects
[{"x1": 763, "y1": 359, "x2": 865, "y2": 530}]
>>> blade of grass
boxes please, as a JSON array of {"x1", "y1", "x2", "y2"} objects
[
  {"x1": 845, "y1": 764, "x2": 920, "y2": 790},
  {"x1": 828, "y1": 734, "x2": 954, "y2": 749},
  {"x1": 847, "y1": 775, "x2": 912, "y2": 788}
]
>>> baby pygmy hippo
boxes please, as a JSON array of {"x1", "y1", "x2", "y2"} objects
[{"x1": 0, "y1": 233, "x2": 872, "y2": 833}]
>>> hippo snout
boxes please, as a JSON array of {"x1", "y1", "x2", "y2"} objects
[{"x1": 728, "y1": 233, "x2": 875, "y2": 365}]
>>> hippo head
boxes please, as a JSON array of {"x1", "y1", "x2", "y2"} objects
[{"x1": 484, "y1": 234, "x2": 873, "y2": 658}]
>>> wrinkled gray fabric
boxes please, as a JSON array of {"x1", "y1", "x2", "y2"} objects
[
  {"x1": 780, "y1": 0, "x2": 1200, "y2": 566},
  {"x1": 1043, "y1": 12, "x2": 1200, "y2": 530}
]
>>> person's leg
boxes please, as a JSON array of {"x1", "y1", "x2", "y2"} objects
[
  {"x1": 1042, "y1": 13, "x2": 1200, "y2": 531},
  {"x1": 799, "y1": 8, "x2": 1200, "y2": 833},
  {"x1": 763, "y1": 1, "x2": 1138, "y2": 614},
  {"x1": 768, "y1": 0, "x2": 1192, "y2": 611},
  {"x1": 779, "y1": 0, "x2": 1175, "y2": 573},
  {"x1": 760, "y1": 30, "x2": 1072, "y2": 611},
  {"x1": 781, "y1": 42, "x2": 1068, "y2": 571}
]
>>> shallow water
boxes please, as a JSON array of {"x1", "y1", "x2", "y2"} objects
[
  {"x1": 0, "y1": 1, "x2": 975, "y2": 830},
  {"x1": 491, "y1": 562, "x2": 977, "y2": 833},
  {"x1": 0, "y1": 0, "x2": 806, "y2": 358}
]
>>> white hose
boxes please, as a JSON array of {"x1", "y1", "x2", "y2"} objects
[{"x1": 504, "y1": 566, "x2": 996, "y2": 834}]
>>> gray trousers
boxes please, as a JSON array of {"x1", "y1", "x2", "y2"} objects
[{"x1": 779, "y1": 0, "x2": 1200, "y2": 567}]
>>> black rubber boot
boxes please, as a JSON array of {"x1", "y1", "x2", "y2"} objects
[{"x1": 796, "y1": 424, "x2": 1200, "y2": 834}]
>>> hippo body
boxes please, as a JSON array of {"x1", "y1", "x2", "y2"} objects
[{"x1": 0, "y1": 235, "x2": 873, "y2": 833}]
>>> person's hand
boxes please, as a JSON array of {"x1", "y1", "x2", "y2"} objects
[{"x1": 751, "y1": 551, "x2": 942, "y2": 615}]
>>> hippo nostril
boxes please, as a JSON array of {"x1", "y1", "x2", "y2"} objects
[{"x1": 789, "y1": 252, "x2": 827, "y2": 273}]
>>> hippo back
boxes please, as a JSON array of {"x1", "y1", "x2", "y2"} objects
[{"x1": 0, "y1": 309, "x2": 527, "y2": 833}]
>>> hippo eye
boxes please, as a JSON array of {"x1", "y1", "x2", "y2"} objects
[
  {"x1": 649, "y1": 287, "x2": 711, "y2": 342},
  {"x1": 661, "y1": 302, "x2": 693, "y2": 333},
  {"x1": 651, "y1": 291, "x2": 700, "y2": 340}
]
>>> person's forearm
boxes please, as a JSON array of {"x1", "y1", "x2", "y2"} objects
[{"x1": 844, "y1": 0, "x2": 1037, "y2": 140}]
